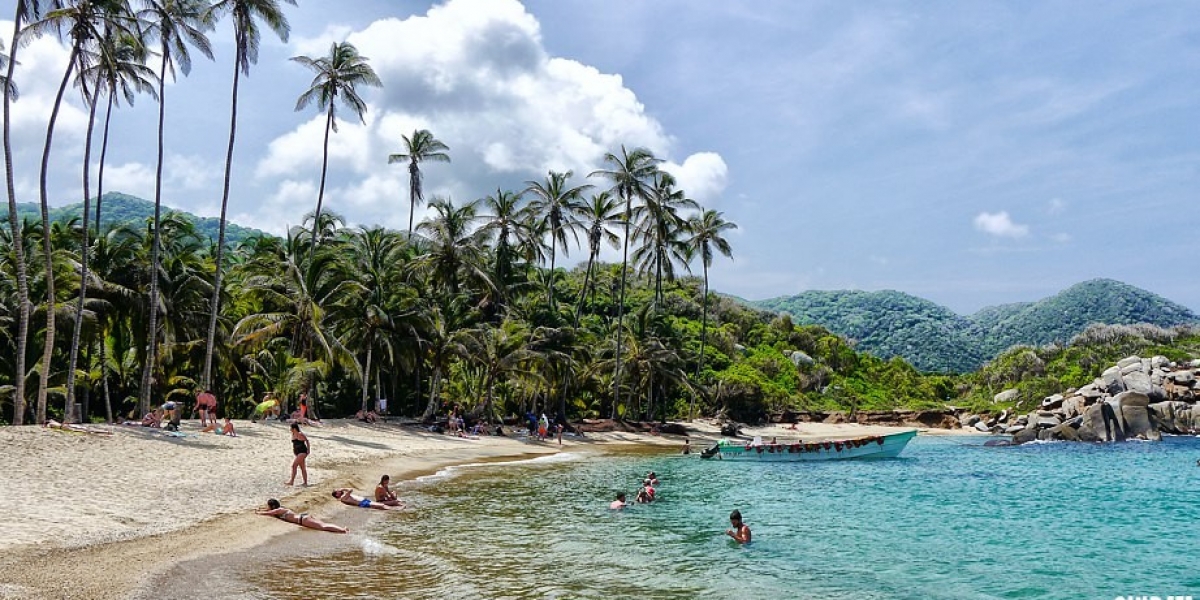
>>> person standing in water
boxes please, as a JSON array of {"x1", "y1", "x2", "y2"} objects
[
  {"x1": 726, "y1": 509, "x2": 751, "y2": 544},
  {"x1": 610, "y1": 492, "x2": 627, "y2": 509},
  {"x1": 285, "y1": 423, "x2": 309, "y2": 486}
]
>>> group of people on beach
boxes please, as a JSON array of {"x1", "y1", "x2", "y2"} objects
[{"x1": 258, "y1": 473, "x2": 408, "y2": 534}]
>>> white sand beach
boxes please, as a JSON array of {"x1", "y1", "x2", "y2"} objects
[{"x1": 0, "y1": 418, "x2": 966, "y2": 599}]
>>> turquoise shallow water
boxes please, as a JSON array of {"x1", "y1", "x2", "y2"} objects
[{"x1": 247, "y1": 436, "x2": 1200, "y2": 599}]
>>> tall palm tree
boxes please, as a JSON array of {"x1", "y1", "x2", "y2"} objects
[
  {"x1": 137, "y1": 0, "x2": 214, "y2": 417},
  {"x1": 631, "y1": 171, "x2": 698, "y2": 308},
  {"x1": 685, "y1": 209, "x2": 735, "y2": 419},
  {"x1": 291, "y1": 41, "x2": 381, "y2": 258},
  {"x1": 201, "y1": 0, "x2": 295, "y2": 390},
  {"x1": 0, "y1": 0, "x2": 45, "y2": 424},
  {"x1": 524, "y1": 170, "x2": 590, "y2": 312},
  {"x1": 572, "y1": 191, "x2": 621, "y2": 324},
  {"x1": 478, "y1": 187, "x2": 529, "y2": 311},
  {"x1": 588, "y1": 146, "x2": 660, "y2": 417},
  {"x1": 92, "y1": 27, "x2": 156, "y2": 231},
  {"x1": 27, "y1": 0, "x2": 134, "y2": 422},
  {"x1": 388, "y1": 129, "x2": 449, "y2": 237},
  {"x1": 415, "y1": 197, "x2": 491, "y2": 300}
]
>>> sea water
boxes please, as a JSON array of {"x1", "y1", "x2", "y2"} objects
[{"x1": 244, "y1": 436, "x2": 1200, "y2": 599}]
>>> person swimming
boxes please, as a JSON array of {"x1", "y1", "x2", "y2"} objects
[{"x1": 610, "y1": 492, "x2": 627, "y2": 509}]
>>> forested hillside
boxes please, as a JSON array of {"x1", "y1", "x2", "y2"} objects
[
  {"x1": 753, "y1": 280, "x2": 1198, "y2": 373},
  {"x1": 1, "y1": 192, "x2": 264, "y2": 246}
]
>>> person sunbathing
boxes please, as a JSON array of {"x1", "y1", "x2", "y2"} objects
[
  {"x1": 332, "y1": 488, "x2": 396, "y2": 510},
  {"x1": 220, "y1": 417, "x2": 237, "y2": 437},
  {"x1": 256, "y1": 499, "x2": 347, "y2": 533}
]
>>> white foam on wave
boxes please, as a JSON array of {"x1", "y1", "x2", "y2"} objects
[
  {"x1": 359, "y1": 536, "x2": 400, "y2": 557},
  {"x1": 413, "y1": 452, "x2": 583, "y2": 484}
]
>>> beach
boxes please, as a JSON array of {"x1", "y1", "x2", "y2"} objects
[{"x1": 0, "y1": 419, "x2": 962, "y2": 599}]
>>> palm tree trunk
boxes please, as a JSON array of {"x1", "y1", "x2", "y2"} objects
[
  {"x1": 691, "y1": 263, "x2": 710, "y2": 421},
  {"x1": 2, "y1": 8, "x2": 30, "y2": 424},
  {"x1": 407, "y1": 160, "x2": 418, "y2": 237},
  {"x1": 139, "y1": 46, "x2": 170, "y2": 417},
  {"x1": 101, "y1": 336, "x2": 112, "y2": 423},
  {"x1": 361, "y1": 340, "x2": 372, "y2": 414},
  {"x1": 548, "y1": 235, "x2": 557, "y2": 310},
  {"x1": 421, "y1": 364, "x2": 441, "y2": 422},
  {"x1": 65, "y1": 81, "x2": 103, "y2": 421},
  {"x1": 95, "y1": 90, "x2": 114, "y2": 232},
  {"x1": 36, "y1": 45, "x2": 80, "y2": 423},
  {"x1": 203, "y1": 47, "x2": 244, "y2": 389},
  {"x1": 573, "y1": 251, "x2": 595, "y2": 326},
  {"x1": 308, "y1": 102, "x2": 334, "y2": 259},
  {"x1": 613, "y1": 192, "x2": 631, "y2": 419}
]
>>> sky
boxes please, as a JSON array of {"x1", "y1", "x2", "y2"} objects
[{"x1": 3, "y1": 0, "x2": 1199, "y2": 314}]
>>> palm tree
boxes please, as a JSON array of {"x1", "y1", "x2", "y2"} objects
[
  {"x1": 415, "y1": 197, "x2": 491, "y2": 300},
  {"x1": 460, "y1": 320, "x2": 531, "y2": 421},
  {"x1": 201, "y1": 0, "x2": 295, "y2": 391},
  {"x1": 137, "y1": 0, "x2": 214, "y2": 417},
  {"x1": 524, "y1": 170, "x2": 590, "y2": 312},
  {"x1": 572, "y1": 191, "x2": 621, "y2": 324},
  {"x1": 685, "y1": 209, "x2": 735, "y2": 419},
  {"x1": 92, "y1": 28, "x2": 156, "y2": 231},
  {"x1": 388, "y1": 129, "x2": 449, "y2": 237},
  {"x1": 631, "y1": 171, "x2": 698, "y2": 308},
  {"x1": 478, "y1": 187, "x2": 529, "y2": 311},
  {"x1": 0, "y1": 0, "x2": 46, "y2": 424},
  {"x1": 27, "y1": 0, "x2": 136, "y2": 422},
  {"x1": 588, "y1": 146, "x2": 660, "y2": 417},
  {"x1": 291, "y1": 41, "x2": 381, "y2": 258}
]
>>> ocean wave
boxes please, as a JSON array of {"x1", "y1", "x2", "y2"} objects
[{"x1": 413, "y1": 452, "x2": 582, "y2": 484}]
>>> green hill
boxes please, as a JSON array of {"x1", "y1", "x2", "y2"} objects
[
  {"x1": 752, "y1": 279, "x2": 1199, "y2": 373},
  {"x1": 1, "y1": 192, "x2": 266, "y2": 246}
]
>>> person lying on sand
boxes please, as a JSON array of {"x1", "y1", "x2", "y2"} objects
[
  {"x1": 333, "y1": 488, "x2": 397, "y2": 510},
  {"x1": 256, "y1": 499, "x2": 347, "y2": 533},
  {"x1": 43, "y1": 420, "x2": 112, "y2": 435}
]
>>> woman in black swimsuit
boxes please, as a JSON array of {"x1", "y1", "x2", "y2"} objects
[
  {"x1": 286, "y1": 423, "x2": 310, "y2": 486},
  {"x1": 256, "y1": 498, "x2": 347, "y2": 533}
]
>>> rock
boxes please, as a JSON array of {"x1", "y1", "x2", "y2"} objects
[
  {"x1": 1012, "y1": 425, "x2": 1039, "y2": 445},
  {"x1": 1041, "y1": 394, "x2": 1065, "y2": 409},
  {"x1": 1122, "y1": 371, "x2": 1153, "y2": 395},
  {"x1": 1038, "y1": 423, "x2": 1080, "y2": 442},
  {"x1": 1077, "y1": 402, "x2": 1124, "y2": 442},
  {"x1": 1099, "y1": 366, "x2": 1126, "y2": 394},
  {"x1": 1151, "y1": 356, "x2": 1170, "y2": 370},
  {"x1": 1035, "y1": 413, "x2": 1061, "y2": 428},
  {"x1": 1189, "y1": 359, "x2": 1200, "y2": 369},
  {"x1": 1149, "y1": 401, "x2": 1192, "y2": 434},
  {"x1": 789, "y1": 351, "x2": 814, "y2": 366},
  {"x1": 998, "y1": 409, "x2": 1009, "y2": 423},
  {"x1": 1078, "y1": 384, "x2": 1105, "y2": 399},
  {"x1": 993, "y1": 389, "x2": 1019, "y2": 404},
  {"x1": 1114, "y1": 392, "x2": 1159, "y2": 441},
  {"x1": 1062, "y1": 396, "x2": 1086, "y2": 419},
  {"x1": 960, "y1": 414, "x2": 980, "y2": 427},
  {"x1": 1120, "y1": 362, "x2": 1144, "y2": 376},
  {"x1": 1117, "y1": 356, "x2": 1143, "y2": 369},
  {"x1": 974, "y1": 421, "x2": 992, "y2": 433},
  {"x1": 1168, "y1": 371, "x2": 1195, "y2": 384},
  {"x1": 1004, "y1": 425, "x2": 1025, "y2": 434},
  {"x1": 720, "y1": 423, "x2": 742, "y2": 437}
]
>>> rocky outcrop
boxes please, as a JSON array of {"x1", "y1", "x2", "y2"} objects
[{"x1": 1009, "y1": 355, "x2": 1199, "y2": 444}]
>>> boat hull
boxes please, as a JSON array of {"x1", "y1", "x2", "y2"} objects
[{"x1": 700, "y1": 429, "x2": 917, "y2": 461}]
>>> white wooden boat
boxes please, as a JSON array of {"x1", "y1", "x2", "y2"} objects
[{"x1": 699, "y1": 429, "x2": 917, "y2": 461}]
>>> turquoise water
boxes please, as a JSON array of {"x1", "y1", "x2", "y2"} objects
[{"x1": 248, "y1": 436, "x2": 1200, "y2": 599}]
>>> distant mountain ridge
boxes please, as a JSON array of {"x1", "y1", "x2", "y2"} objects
[
  {"x1": 752, "y1": 279, "x2": 1199, "y2": 373},
  {"x1": 1, "y1": 192, "x2": 266, "y2": 246}
]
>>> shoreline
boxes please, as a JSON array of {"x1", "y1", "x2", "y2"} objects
[{"x1": 0, "y1": 419, "x2": 960, "y2": 599}]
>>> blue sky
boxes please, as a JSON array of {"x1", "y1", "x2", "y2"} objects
[{"x1": 5, "y1": 0, "x2": 1199, "y2": 313}]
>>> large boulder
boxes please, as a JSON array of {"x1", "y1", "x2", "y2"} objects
[
  {"x1": 1012, "y1": 424, "x2": 1039, "y2": 444},
  {"x1": 960, "y1": 414, "x2": 980, "y2": 427},
  {"x1": 1062, "y1": 396, "x2": 1087, "y2": 419},
  {"x1": 1077, "y1": 384, "x2": 1105, "y2": 400},
  {"x1": 993, "y1": 389, "x2": 1019, "y2": 404},
  {"x1": 1038, "y1": 422, "x2": 1081, "y2": 442},
  {"x1": 1113, "y1": 392, "x2": 1160, "y2": 441},
  {"x1": 1149, "y1": 401, "x2": 1192, "y2": 434},
  {"x1": 1151, "y1": 356, "x2": 1171, "y2": 370},
  {"x1": 1077, "y1": 402, "x2": 1124, "y2": 442},
  {"x1": 1035, "y1": 411, "x2": 1061, "y2": 428},
  {"x1": 789, "y1": 351, "x2": 814, "y2": 366},
  {"x1": 1116, "y1": 356, "x2": 1143, "y2": 370},
  {"x1": 974, "y1": 421, "x2": 992, "y2": 433},
  {"x1": 1099, "y1": 366, "x2": 1126, "y2": 394},
  {"x1": 1122, "y1": 371, "x2": 1153, "y2": 396},
  {"x1": 1041, "y1": 394, "x2": 1065, "y2": 410}
]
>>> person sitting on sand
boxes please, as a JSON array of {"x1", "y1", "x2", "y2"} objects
[
  {"x1": 256, "y1": 498, "x2": 347, "y2": 533},
  {"x1": 355, "y1": 409, "x2": 378, "y2": 423},
  {"x1": 610, "y1": 492, "x2": 627, "y2": 510},
  {"x1": 332, "y1": 488, "x2": 397, "y2": 510},
  {"x1": 374, "y1": 475, "x2": 404, "y2": 507},
  {"x1": 725, "y1": 509, "x2": 751, "y2": 544},
  {"x1": 221, "y1": 417, "x2": 237, "y2": 437},
  {"x1": 140, "y1": 409, "x2": 162, "y2": 428}
]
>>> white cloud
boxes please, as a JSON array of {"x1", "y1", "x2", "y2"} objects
[
  {"x1": 104, "y1": 162, "x2": 156, "y2": 200},
  {"x1": 973, "y1": 211, "x2": 1029, "y2": 238},
  {"x1": 253, "y1": 0, "x2": 727, "y2": 230}
]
